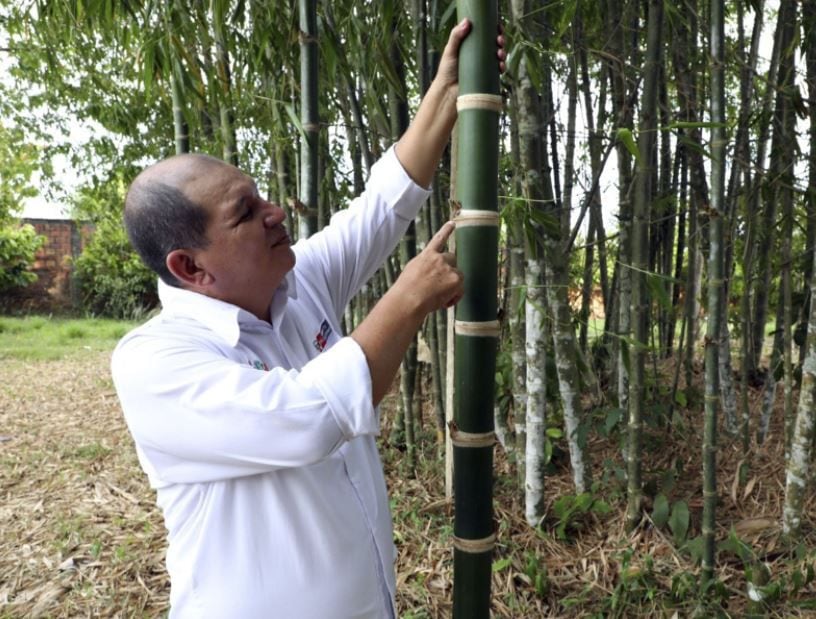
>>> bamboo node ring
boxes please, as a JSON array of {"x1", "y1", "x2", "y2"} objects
[
  {"x1": 454, "y1": 320, "x2": 501, "y2": 337},
  {"x1": 298, "y1": 31, "x2": 318, "y2": 44},
  {"x1": 448, "y1": 421, "x2": 497, "y2": 448},
  {"x1": 454, "y1": 210, "x2": 500, "y2": 228},
  {"x1": 456, "y1": 93, "x2": 503, "y2": 113},
  {"x1": 453, "y1": 532, "x2": 497, "y2": 554}
]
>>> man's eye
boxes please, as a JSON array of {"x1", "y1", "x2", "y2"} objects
[{"x1": 239, "y1": 209, "x2": 252, "y2": 222}]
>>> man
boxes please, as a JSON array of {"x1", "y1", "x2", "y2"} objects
[{"x1": 112, "y1": 19, "x2": 505, "y2": 618}]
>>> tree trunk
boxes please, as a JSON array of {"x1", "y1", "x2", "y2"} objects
[
  {"x1": 545, "y1": 260, "x2": 590, "y2": 494},
  {"x1": 211, "y1": 9, "x2": 238, "y2": 166},
  {"x1": 170, "y1": 63, "x2": 190, "y2": 155},
  {"x1": 777, "y1": 4, "x2": 799, "y2": 455},
  {"x1": 524, "y1": 259, "x2": 547, "y2": 525},
  {"x1": 388, "y1": 4, "x2": 419, "y2": 473},
  {"x1": 576, "y1": 29, "x2": 608, "y2": 353},
  {"x1": 509, "y1": 221, "x2": 526, "y2": 479},
  {"x1": 727, "y1": 1, "x2": 763, "y2": 441},
  {"x1": 756, "y1": 0, "x2": 799, "y2": 446},
  {"x1": 412, "y1": 0, "x2": 446, "y2": 445},
  {"x1": 298, "y1": 0, "x2": 319, "y2": 239},
  {"x1": 758, "y1": 301, "x2": 785, "y2": 444},
  {"x1": 506, "y1": 59, "x2": 524, "y2": 482},
  {"x1": 452, "y1": 2, "x2": 500, "y2": 615},
  {"x1": 626, "y1": 0, "x2": 662, "y2": 533},
  {"x1": 605, "y1": 0, "x2": 637, "y2": 409},
  {"x1": 702, "y1": 0, "x2": 725, "y2": 582},
  {"x1": 670, "y1": 0, "x2": 707, "y2": 391},
  {"x1": 802, "y1": 0, "x2": 816, "y2": 365},
  {"x1": 750, "y1": 0, "x2": 793, "y2": 378},
  {"x1": 539, "y1": 38, "x2": 593, "y2": 495},
  {"x1": 782, "y1": 251, "x2": 816, "y2": 537}
]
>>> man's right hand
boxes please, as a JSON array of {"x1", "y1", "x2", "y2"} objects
[
  {"x1": 351, "y1": 221, "x2": 464, "y2": 406},
  {"x1": 393, "y1": 221, "x2": 464, "y2": 315}
]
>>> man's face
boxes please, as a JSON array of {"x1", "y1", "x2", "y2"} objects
[{"x1": 184, "y1": 160, "x2": 295, "y2": 319}]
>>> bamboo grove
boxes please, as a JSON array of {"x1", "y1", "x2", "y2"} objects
[{"x1": 4, "y1": 0, "x2": 816, "y2": 612}]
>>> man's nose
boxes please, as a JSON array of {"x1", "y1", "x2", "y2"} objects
[{"x1": 262, "y1": 201, "x2": 286, "y2": 227}]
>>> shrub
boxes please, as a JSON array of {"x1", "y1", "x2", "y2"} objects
[
  {"x1": 73, "y1": 216, "x2": 157, "y2": 319},
  {"x1": 0, "y1": 223, "x2": 44, "y2": 292}
]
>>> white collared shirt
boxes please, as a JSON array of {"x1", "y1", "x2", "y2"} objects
[{"x1": 112, "y1": 147, "x2": 430, "y2": 618}]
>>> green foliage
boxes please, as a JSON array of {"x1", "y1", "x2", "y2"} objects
[
  {"x1": 616, "y1": 128, "x2": 639, "y2": 162},
  {"x1": 0, "y1": 120, "x2": 43, "y2": 220},
  {"x1": 550, "y1": 492, "x2": 611, "y2": 541},
  {"x1": 715, "y1": 531, "x2": 816, "y2": 613},
  {"x1": 494, "y1": 346, "x2": 514, "y2": 423},
  {"x1": 523, "y1": 551, "x2": 549, "y2": 598},
  {"x1": 73, "y1": 216, "x2": 156, "y2": 319},
  {"x1": 651, "y1": 493, "x2": 670, "y2": 529},
  {"x1": 501, "y1": 194, "x2": 561, "y2": 257},
  {"x1": 600, "y1": 549, "x2": 663, "y2": 615},
  {"x1": 667, "y1": 499, "x2": 690, "y2": 546},
  {"x1": 70, "y1": 173, "x2": 157, "y2": 319},
  {"x1": 597, "y1": 407, "x2": 625, "y2": 437},
  {"x1": 0, "y1": 223, "x2": 44, "y2": 291}
]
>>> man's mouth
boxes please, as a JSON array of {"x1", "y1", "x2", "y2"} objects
[{"x1": 271, "y1": 230, "x2": 291, "y2": 248}]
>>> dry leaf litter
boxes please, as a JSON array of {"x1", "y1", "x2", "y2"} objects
[{"x1": 0, "y1": 352, "x2": 814, "y2": 617}]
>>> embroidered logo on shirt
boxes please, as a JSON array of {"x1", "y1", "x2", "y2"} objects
[
  {"x1": 250, "y1": 359, "x2": 269, "y2": 371},
  {"x1": 313, "y1": 319, "x2": 333, "y2": 352}
]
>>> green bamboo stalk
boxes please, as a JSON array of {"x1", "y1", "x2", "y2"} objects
[
  {"x1": 211, "y1": 9, "x2": 238, "y2": 167},
  {"x1": 298, "y1": 0, "x2": 318, "y2": 239},
  {"x1": 170, "y1": 68, "x2": 189, "y2": 155},
  {"x1": 453, "y1": 2, "x2": 499, "y2": 616},
  {"x1": 606, "y1": 0, "x2": 636, "y2": 407},
  {"x1": 804, "y1": 0, "x2": 816, "y2": 370},
  {"x1": 702, "y1": 0, "x2": 726, "y2": 584},
  {"x1": 782, "y1": 195, "x2": 794, "y2": 455},
  {"x1": 778, "y1": 3, "x2": 799, "y2": 456},
  {"x1": 387, "y1": 4, "x2": 418, "y2": 472},
  {"x1": 509, "y1": 223, "x2": 525, "y2": 478},
  {"x1": 412, "y1": 0, "x2": 446, "y2": 445},
  {"x1": 506, "y1": 97, "x2": 525, "y2": 484},
  {"x1": 524, "y1": 260, "x2": 547, "y2": 524},
  {"x1": 782, "y1": 248, "x2": 816, "y2": 537},
  {"x1": 162, "y1": 1, "x2": 189, "y2": 155},
  {"x1": 683, "y1": 194, "x2": 699, "y2": 389},
  {"x1": 750, "y1": 0, "x2": 790, "y2": 379},
  {"x1": 626, "y1": 0, "x2": 663, "y2": 533}
]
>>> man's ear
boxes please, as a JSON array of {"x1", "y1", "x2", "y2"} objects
[{"x1": 166, "y1": 249, "x2": 213, "y2": 288}]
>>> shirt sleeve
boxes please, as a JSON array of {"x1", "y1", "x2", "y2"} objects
[
  {"x1": 292, "y1": 146, "x2": 431, "y2": 320},
  {"x1": 111, "y1": 333, "x2": 377, "y2": 486}
]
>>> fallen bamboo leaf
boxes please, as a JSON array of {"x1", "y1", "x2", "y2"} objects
[{"x1": 743, "y1": 477, "x2": 758, "y2": 500}]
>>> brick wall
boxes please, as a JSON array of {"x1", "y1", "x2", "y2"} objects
[{"x1": 1, "y1": 219, "x2": 95, "y2": 312}]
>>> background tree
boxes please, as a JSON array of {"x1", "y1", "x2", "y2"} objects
[
  {"x1": 702, "y1": 0, "x2": 726, "y2": 583},
  {"x1": 625, "y1": 0, "x2": 662, "y2": 532}
]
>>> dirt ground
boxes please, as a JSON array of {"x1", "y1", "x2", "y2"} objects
[{"x1": 1, "y1": 351, "x2": 815, "y2": 618}]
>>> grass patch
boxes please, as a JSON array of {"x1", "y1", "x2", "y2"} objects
[
  {"x1": 73, "y1": 442, "x2": 113, "y2": 461},
  {"x1": 0, "y1": 316, "x2": 143, "y2": 361}
]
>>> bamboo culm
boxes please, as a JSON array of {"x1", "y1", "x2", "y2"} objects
[
  {"x1": 452, "y1": 2, "x2": 500, "y2": 616},
  {"x1": 702, "y1": 0, "x2": 725, "y2": 583},
  {"x1": 625, "y1": 0, "x2": 663, "y2": 532},
  {"x1": 524, "y1": 260, "x2": 547, "y2": 525},
  {"x1": 298, "y1": 0, "x2": 319, "y2": 239},
  {"x1": 782, "y1": 250, "x2": 816, "y2": 536}
]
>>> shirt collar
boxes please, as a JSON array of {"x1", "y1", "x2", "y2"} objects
[{"x1": 157, "y1": 272, "x2": 298, "y2": 347}]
